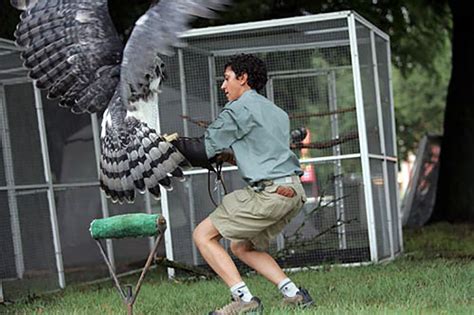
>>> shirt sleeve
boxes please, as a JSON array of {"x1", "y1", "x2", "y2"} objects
[{"x1": 204, "y1": 103, "x2": 255, "y2": 158}]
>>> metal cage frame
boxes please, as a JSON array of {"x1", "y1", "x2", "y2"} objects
[{"x1": 161, "y1": 10, "x2": 402, "y2": 276}]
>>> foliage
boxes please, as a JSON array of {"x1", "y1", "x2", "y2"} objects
[{"x1": 393, "y1": 36, "x2": 451, "y2": 159}]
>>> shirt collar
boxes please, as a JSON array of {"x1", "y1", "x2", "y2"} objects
[{"x1": 224, "y1": 89, "x2": 256, "y2": 108}]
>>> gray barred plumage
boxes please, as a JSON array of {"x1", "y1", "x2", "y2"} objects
[
  {"x1": 12, "y1": 0, "x2": 123, "y2": 112},
  {"x1": 10, "y1": 0, "x2": 231, "y2": 203}
]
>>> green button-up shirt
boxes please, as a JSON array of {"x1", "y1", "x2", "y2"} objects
[{"x1": 204, "y1": 89, "x2": 302, "y2": 184}]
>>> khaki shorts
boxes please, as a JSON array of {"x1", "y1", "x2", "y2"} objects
[{"x1": 209, "y1": 176, "x2": 307, "y2": 250}]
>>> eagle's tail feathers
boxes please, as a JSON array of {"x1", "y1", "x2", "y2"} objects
[{"x1": 100, "y1": 117, "x2": 185, "y2": 203}]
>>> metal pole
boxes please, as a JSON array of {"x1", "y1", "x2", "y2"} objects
[
  {"x1": 386, "y1": 40, "x2": 403, "y2": 253},
  {"x1": 144, "y1": 193, "x2": 156, "y2": 252},
  {"x1": 33, "y1": 84, "x2": 66, "y2": 288},
  {"x1": 180, "y1": 11, "x2": 352, "y2": 39},
  {"x1": 266, "y1": 77, "x2": 274, "y2": 102},
  {"x1": 265, "y1": 77, "x2": 286, "y2": 251},
  {"x1": 0, "y1": 85, "x2": 24, "y2": 279},
  {"x1": 154, "y1": 89, "x2": 175, "y2": 279},
  {"x1": 348, "y1": 13, "x2": 379, "y2": 262},
  {"x1": 328, "y1": 70, "x2": 347, "y2": 249},
  {"x1": 178, "y1": 49, "x2": 199, "y2": 266},
  {"x1": 178, "y1": 49, "x2": 190, "y2": 135},
  {"x1": 370, "y1": 31, "x2": 394, "y2": 259},
  {"x1": 91, "y1": 113, "x2": 115, "y2": 269},
  {"x1": 208, "y1": 55, "x2": 218, "y2": 120}
]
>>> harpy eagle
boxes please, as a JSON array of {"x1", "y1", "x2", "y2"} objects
[{"x1": 10, "y1": 0, "x2": 230, "y2": 203}]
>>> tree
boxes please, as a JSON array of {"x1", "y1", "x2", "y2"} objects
[
  {"x1": 432, "y1": 0, "x2": 474, "y2": 222},
  {"x1": 393, "y1": 40, "x2": 450, "y2": 160}
]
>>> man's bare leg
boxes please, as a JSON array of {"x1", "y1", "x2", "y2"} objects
[
  {"x1": 230, "y1": 240, "x2": 287, "y2": 285},
  {"x1": 193, "y1": 217, "x2": 242, "y2": 286}
]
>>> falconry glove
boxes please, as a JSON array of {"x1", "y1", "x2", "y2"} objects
[{"x1": 172, "y1": 136, "x2": 216, "y2": 171}]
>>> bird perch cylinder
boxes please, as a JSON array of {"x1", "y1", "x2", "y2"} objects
[{"x1": 90, "y1": 213, "x2": 165, "y2": 239}]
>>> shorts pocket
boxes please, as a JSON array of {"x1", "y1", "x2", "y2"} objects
[
  {"x1": 255, "y1": 190, "x2": 293, "y2": 220},
  {"x1": 222, "y1": 189, "x2": 252, "y2": 218}
]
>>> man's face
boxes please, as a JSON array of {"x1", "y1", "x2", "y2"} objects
[{"x1": 221, "y1": 66, "x2": 248, "y2": 101}]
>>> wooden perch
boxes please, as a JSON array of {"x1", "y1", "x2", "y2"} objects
[{"x1": 155, "y1": 256, "x2": 215, "y2": 278}]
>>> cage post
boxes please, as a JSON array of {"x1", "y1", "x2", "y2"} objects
[
  {"x1": 155, "y1": 89, "x2": 175, "y2": 278},
  {"x1": 0, "y1": 84, "x2": 25, "y2": 279},
  {"x1": 159, "y1": 180, "x2": 174, "y2": 277},
  {"x1": 265, "y1": 76, "x2": 275, "y2": 102},
  {"x1": 386, "y1": 39, "x2": 403, "y2": 253},
  {"x1": 209, "y1": 55, "x2": 230, "y2": 253},
  {"x1": 328, "y1": 70, "x2": 347, "y2": 249},
  {"x1": 179, "y1": 49, "x2": 190, "y2": 135},
  {"x1": 265, "y1": 77, "x2": 286, "y2": 251},
  {"x1": 208, "y1": 55, "x2": 218, "y2": 120},
  {"x1": 144, "y1": 193, "x2": 156, "y2": 252},
  {"x1": 370, "y1": 31, "x2": 395, "y2": 259},
  {"x1": 209, "y1": 55, "x2": 226, "y2": 207},
  {"x1": 33, "y1": 85, "x2": 66, "y2": 288},
  {"x1": 348, "y1": 13, "x2": 379, "y2": 262},
  {"x1": 91, "y1": 113, "x2": 115, "y2": 269},
  {"x1": 178, "y1": 49, "x2": 200, "y2": 266}
]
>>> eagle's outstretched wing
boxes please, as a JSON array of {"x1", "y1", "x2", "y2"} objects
[
  {"x1": 11, "y1": 0, "x2": 230, "y2": 203},
  {"x1": 11, "y1": 0, "x2": 123, "y2": 114},
  {"x1": 119, "y1": 0, "x2": 231, "y2": 102}
]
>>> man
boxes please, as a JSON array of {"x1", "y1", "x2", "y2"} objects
[{"x1": 174, "y1": 54, "x2": 313, "y2": 314}]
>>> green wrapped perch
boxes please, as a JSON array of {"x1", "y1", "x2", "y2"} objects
[{"x1": 90, "y1": 213, "x2": 164, "y2": 239}]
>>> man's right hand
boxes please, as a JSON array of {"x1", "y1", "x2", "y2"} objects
[{"x1": 217, "y1": 150, "x2": 236, "y2": 165}]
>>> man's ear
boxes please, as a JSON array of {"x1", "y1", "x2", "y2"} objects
[{"x1": 238, "y1": 72, "x2": 249, "y2": 86}]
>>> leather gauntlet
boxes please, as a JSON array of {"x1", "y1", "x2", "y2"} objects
[{"x1": 171, "y1": 136, "x2": 215, "y2": 171}]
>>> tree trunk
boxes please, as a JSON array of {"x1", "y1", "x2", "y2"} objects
[{"x1": 432, "y1": 0, "x2": 474, "y2": 222}]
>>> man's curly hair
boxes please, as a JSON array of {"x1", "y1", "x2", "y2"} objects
[{"x1": 224, "y1": 54, "x2": 268, "y2": 92}]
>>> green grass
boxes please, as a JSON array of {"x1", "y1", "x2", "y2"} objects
[{"x1": 2, "y1": 222, "x2": 473, "y2": 314}]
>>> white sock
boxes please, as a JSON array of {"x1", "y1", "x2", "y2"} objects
[
  {"x1": 230, "y1": 282, "x2": 253, "y2": 302},
  {"x1": 278, "y1": 278, "x2": 299, "y2": 298}
]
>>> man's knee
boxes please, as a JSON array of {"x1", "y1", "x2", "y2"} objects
[
  {"x1": 192, "y1": 226, "x2": 203, "y2": 246},
  {"x1": 193, "y1": 218, "x2": 220, "y2": 247},
  {"x1": 230, "y1": 240, "x2": 254, "y2": 257}
]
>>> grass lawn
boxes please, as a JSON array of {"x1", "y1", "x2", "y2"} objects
[{"x1": 1, "y1": 222, "x2": 473, "y2": 314}]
